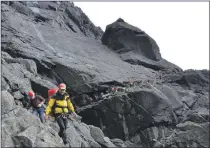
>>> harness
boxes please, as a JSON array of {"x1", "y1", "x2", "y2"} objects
[
  {"x1": 56, "y1": 113, "x2": 69, "y2": 119},
  {"x1": 55, "y1": 104, "x2": 67, "y2": 114},
  {"x1": 53, "y1": 93, "x2": 70, "y2": 115}
]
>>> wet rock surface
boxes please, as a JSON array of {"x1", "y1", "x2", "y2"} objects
[{"x1": 1, "y1": 1, "x2": 209, "y2": 148}]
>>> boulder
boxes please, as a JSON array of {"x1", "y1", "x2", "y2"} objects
[
  {"x1": 1, "y1": 91, "x2": 16, "y2": 115},
  {"x1": 101, "y1": 18, "x2": 182, "y2": 72},
  {"x1": 165, "y1": 121, "x2": 210, "y2": 148},
  {"x1": 89, "y1": 125, "x2": 116, "y2": 147},
  {"x1": 79, "y1": 88, "x2": 175, "y2": 140}
]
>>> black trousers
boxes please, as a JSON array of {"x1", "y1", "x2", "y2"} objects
[{"x1": 55, "y1": 114, "x2": 68, "y2": 143}]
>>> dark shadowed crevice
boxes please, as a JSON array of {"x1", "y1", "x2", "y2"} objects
[
  {"x1": 35, "y1": 14, "x2": 51, "y2": 22},
  {"x1": 30, "y1": 80, "x2": 49, "y2": 99},
  {"x1": 65, "y1": 22, "x2": 77, "y2": 33},
  {"x1": 78, "y1": 104, "x2": 177, "y2": 141},
  {"x1": 124, "y1": 59, "x2": 164, "y2": 71},
  {"x1": 98, "y1": 81, "x2": 125, "y2": 87},
  {"x1": 99, "y1": 143, "x2": 110, "y2": 148}
]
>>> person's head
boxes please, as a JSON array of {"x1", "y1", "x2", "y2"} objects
[
  {"x1": 58, "y1": 83, "x2": 66, "y2": 95},
  {"x1": 28, "y1": 91, "x2": 35, "y2": 99}
]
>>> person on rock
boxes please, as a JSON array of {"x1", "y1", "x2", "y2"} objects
[
  {"x1": 27, "y1": 91, "x2": 46, "y2": 123},
  {"x1": 44, "y1": 83, "x2": 81, "y2": 144}
]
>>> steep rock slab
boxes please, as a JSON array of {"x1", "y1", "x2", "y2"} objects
[
  {"x1": 2, "y1": 2, "x2": 156, "y2": 94},
  {"x1": 163, "y1": 69, "x2": 209, "y2": 91},
  {"x1": 101, "y1": 18, "x2": 182, "y2": 72},
  {"x1": 126, "y1": 88, "x2": 174, "y2": 124},
  {"x1": 64, "y1": 2, "x2": 104, "y2": 40},
  {"x1": 79, "y1": 88, "x2": 175, "y2": 140},
  {"x1": 156, "y1": 84, "x2": 183, "y2": 111},
  {"x1": 6, "y1": 1, "x2": 103, "y2": 40}
]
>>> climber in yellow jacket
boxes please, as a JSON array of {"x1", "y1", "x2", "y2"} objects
[{"x1": 45, "y1": 83, "x2": 75, "y2": 144}]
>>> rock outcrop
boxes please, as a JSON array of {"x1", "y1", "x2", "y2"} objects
[
  {"x1": 102, "y1": 18, "x2": 182, "y2": 72},
  {"x1": 1, "y1": 1, "x2": 209, "y2": 148}
]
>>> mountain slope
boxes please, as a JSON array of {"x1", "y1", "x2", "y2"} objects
[{"x1": 1, "y1": 1, "x2": 209, "y2": 148}]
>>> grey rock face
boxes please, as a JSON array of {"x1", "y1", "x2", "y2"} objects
[
  {"x1": 2, "y1": 2, "x2": 156, "y2": 95},
  {"x1": 1, "y1": 90, "x2": 116, "y2": 148},
  {"x1": 101, "y1": 18, "x2": 182, "y2": 72},
  {"x1": 163, "y1": 69, "x2": 209, "y2": 91},
  {"x1": 1, "y1": 1, "x2": 209, "y2": 148},
  {"x1": 164, "y1": 121, "x2": 209, "y2": 148},
  {"x1": 1, "y1": 91, "x2": 16, "y2": 115},
  {"x1": 102, "y1": 18, "x2": 162, "y2": 61}
]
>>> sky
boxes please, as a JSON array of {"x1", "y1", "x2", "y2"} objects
[{"x1": 74, "y1": 2, "x2": 209, "y2": 70}]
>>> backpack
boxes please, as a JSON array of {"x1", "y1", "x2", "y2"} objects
[
  {"x1": 48, "y1": 88, "x2": 58, "y2": 103},
  {"x1": 47, "y1": 88, "x2": 58, "y2": 117}
]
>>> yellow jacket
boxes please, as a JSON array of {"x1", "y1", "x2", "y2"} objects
[{"x1": 45, "y1": 92, "x2": 75, "y2": 116}]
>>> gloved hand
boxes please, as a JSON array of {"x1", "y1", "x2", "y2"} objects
[
  {"x1": 72, "y1": 112, "x2": 77, "y2": 118},
  {"x1": 67, "y1": 113, "x2": 74, "y2": 121},
  {"x1": 44, "y1": 115, "x2": 49, "y2": 121},
  {"x1": 72, "y1": 112, "x2": 82, "y2": 120}
]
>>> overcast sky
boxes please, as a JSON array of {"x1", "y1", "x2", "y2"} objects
[{"x1": 74, "y1": 2, "x2": 209, "y2": 70}]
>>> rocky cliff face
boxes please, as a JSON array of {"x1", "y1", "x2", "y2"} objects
[{"x1": 1, "y1": 1, "x2": 209, "y2": 148}]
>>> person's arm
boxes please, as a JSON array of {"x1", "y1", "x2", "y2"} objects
[
  {"x1": 45, "y1": 98, "x2": 56, "y2": 115},
  {"x1": 67, "y1": 96, "x2": 75, "y2": 113},
  {"x1": 37, "y1": 95, "x2": 45, "y2": 103},
  {"x1": 37, "y1": 95, "x2": 46, "y2": 107},
  {"x1": 40, "y1": 96, "x2": 45, "y2": 106}
]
